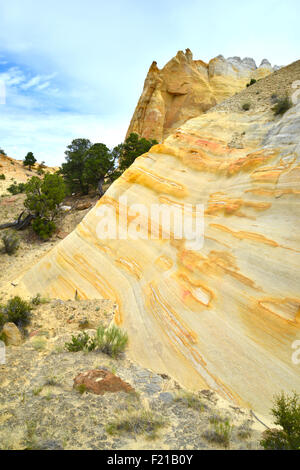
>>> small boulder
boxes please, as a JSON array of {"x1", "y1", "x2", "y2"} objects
[
  {"x1": 2, "y1": 322, "x2": 22, "y2": 346},
  {"x1": 73, "y1": 369, "x2": 134, "y2": 395},
  {"x1": 56, "y1": 231, "x2": 69, "y2": 240},
  {"x1": 76, "y1": 202, "x2": 92, "y2": 211}
]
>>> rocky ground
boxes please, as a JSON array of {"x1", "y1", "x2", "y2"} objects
[
  {"x1": 211, "y1": 59, "x2": 300, "y2": 114},
  {"x1": 0, "y1": 299, "x2": 267, "y2": 451}
]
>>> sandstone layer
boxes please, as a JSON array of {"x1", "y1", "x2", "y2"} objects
[
  {"x1": 126, "y1": 50, "x2": 276, "y2": 142},
  {"x1": 19, "y1": 62, "x2": 300, "y2": 417}
]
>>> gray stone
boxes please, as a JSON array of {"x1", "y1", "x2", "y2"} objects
[
  {"x1": 144, "y1": 383, "x2": 161, "y2": 395},
  {"x1": 36, "y1": 439, "x2": 64, "y2": 450},
  {"x1": 158, "y1": 392, "x2": 174, "y2": 403}
]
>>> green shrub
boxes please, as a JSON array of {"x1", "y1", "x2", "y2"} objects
[
  {"x1": 1, "y1": 296, "x2": 32, "y2": 329},
  {"x1": 31, "y1": 293, "x2": 49, "y2": 306},
  {"x1": 2, "y1": 232, "x2": 20, "y2": 255},
  {"x1": 242, "y1": 103, "x2": 251, "y2": 111},
  {"x1": 65, "y1": 324, "x2": 128, "y2": 357},
  {"x1": 65, "y1": 332, "x2": 96, "y2": 352},
  {"x1": 76, "y1": 384, "x2": 87, "y2": 395},
  {"x1": 0, "y1": 174, "x2": 5, "y2": 180},
  {"x1": 95, "y1": 324, "x2": 128, "y2": 358},
  {"x1": 7, "y1": 182, "x2": 26, "y2": 195},
  {"x1": 272, "y1": 96, "x2": 292, "y2": 116},
  {"x1": 203, "y1": 418, "x2": 233, "y2": 448},
  {"x1": 260, "y1": 392, "x2": 300, "y2": 450},
  {"x1": 32, "y1": 218, "x2": 56, "y2": 240},
  {"x1": 246, "y1": 78, "x2": 257, "y2": 87}
]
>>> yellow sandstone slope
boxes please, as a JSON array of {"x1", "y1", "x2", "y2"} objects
[{"x1": 18, "y1": 62, "x2": 300, "y2": 417}]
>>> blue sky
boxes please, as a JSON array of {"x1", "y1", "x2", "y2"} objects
[{"x1": 0, "y1": 0, "x2": 299, "y2": 166}]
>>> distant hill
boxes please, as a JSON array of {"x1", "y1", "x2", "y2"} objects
[{"x1": 0, "y1": 153, "x2": 58, "y2": 195}]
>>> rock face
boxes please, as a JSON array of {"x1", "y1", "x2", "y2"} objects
[
  {"x1": 126, "y1": 49, "x2": 275, "y2": 142},
  {"x1": 73, "y1": 369, "x2": 134, "y2": 395},
  {"x1": 18, "y1": 61, "x2": 300, "y2": 417}
]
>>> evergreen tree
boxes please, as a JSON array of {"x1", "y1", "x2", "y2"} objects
[
  {"x1": 60, "y1": 138, "x2": 92, "y2": 194},
  {"x1": 83, "y1": 143, "x2": 117, "y2": 196},
  {"x1": 23, "y1": 152, "x2": 37, "y2": 170},
  {"x1": 24, "y1": 174, "x2": 66, "y2": 221},
  {"x1": 119, "y1": 133, "x2": 158, "y2": 172}
]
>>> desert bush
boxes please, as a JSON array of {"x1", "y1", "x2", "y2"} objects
[
  {"x1": 2, "y1": 232, "x2": 20, "y2": 255},
  {"x1": 65, "y1": 331, "x2": 96, "y2": 352},
  {"x1": 1, "y1": 296, "x2": 32, "y2": 329},
  {"x1": 246, "y1": 78, "x2": 257, "y2": 87},
  {"x1": 0, "y1": 174, "x2": 5, "y2": 180},
  {"x1": 260, "y1": 392, "x2": 300, "y2": 450},
  {"x1": 7, "y1": 182, "x2": 26, "y2": 195},
  {"x1": 105, "y1": 409, "x2": 166, "y2": 440},
  {"x1": 32, "y1": 217, "x2": 56, "y2": 240},
  {"x1": 31, "y1": 293, "x2": 49, "y2": 306},
  {"x1": 65, "y1": 325, "x2": 128, "y2": 357},
  {"x1": 31, "y1": 337, "x2": 47, "y2": 351},
  {"x1": 95, "y1": 324, "x2": 128, "y2": 358},
  {"x1": 204, "y1": 416, "x2": 233, "y2": 448},
  {"x1": 237, "y1": 421, "x2": 253, "y2": 439},
  {"x1": 272, "y1": 96, "x2": 292, "y2": 116},
  {"x1": 76, "y1": 383, "x2": 87, "y2": 395},
  {"x1": 242, "y1": 103, "x2": 251, "y2": 111}
]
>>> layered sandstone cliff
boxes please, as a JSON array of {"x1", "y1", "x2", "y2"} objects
[
  {"x1": 17, "y1": 61, "x2": 300, "y2": 417},
  {"x1": 126, "y1": 49, "x2": 276, "y2": 142}
]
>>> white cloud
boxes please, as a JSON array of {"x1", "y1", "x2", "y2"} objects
[
  {"x1": 36, "y1": 81, "x2": 50, "y2": 91},
  {"x1": 0, "y1": 108, "x2": 129, "y2": 166},
  {"x1": 21, "y1": 75, "x2": 42, "y2": 90}
]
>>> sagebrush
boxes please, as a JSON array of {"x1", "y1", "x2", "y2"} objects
[
  {"x1": 272, "y1": 96, "x2": 292, "y2": 116},
  {"x1": 2, "y1": 232, "x2": 20, "y2": 255}
]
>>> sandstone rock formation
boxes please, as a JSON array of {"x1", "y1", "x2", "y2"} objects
[
  {"x1": 18, "y1": 61, "x2": 300, "y2": 418},
  {"x1": 73, "y1": 369, "x2": 134, "y2": 395},
  {"x1": 126, "y1": 50, "x2": 276, "y2": 142},
  {"x1": 2, "y1": 323, "x2": 22, "y2": 346}
]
